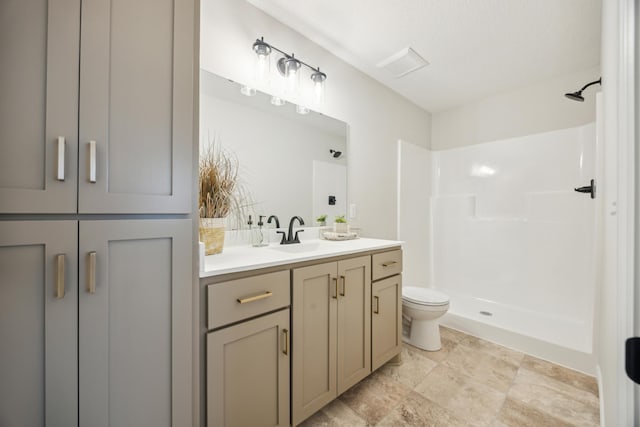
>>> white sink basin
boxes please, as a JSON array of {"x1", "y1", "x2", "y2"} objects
[{"x1": 269, "y1": 242, "x2": 322, "y2": 254}]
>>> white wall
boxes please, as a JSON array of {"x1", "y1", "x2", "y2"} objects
[
  {"x1": 431, "y1": 66, "x2": 600, "y2": 150},
  {"x1": 397, "y1": 140, "x2": 432, "y2": 286},
  {"x1": 200, "y1": 0, "x2": 431, "y2": 239}
]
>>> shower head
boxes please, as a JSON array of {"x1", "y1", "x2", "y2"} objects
[
  {"x1": 329, "y1": 149, "x2": 342, "y2": 158},
  {"x1": 564, "y1": 78, "x2": 602, "y2": 102},
  {"x1": 564, "y1": 91, "x2": 585, "y2": 102}
]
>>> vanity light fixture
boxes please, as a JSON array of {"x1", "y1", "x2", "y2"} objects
[{"x1": 252, "y1": 36, "x2": 327, "y2": 105}]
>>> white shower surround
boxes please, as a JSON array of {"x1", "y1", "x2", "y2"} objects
[{"x1": 399, "y1": 123, "x2": 599, "y2": 373}]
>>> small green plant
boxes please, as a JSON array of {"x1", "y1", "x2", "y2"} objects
[
  {"x1": 316, "y1": 214, "x2": 328, "y2": 223},
  {"x1": 334, "y1": 215, "x2": 347, "y2": 223}
]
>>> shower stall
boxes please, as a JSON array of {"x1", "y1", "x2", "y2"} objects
[{"x1": 398, "y1": 121, "x2": 600, "y2": 373}]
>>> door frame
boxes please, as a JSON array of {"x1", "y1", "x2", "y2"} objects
[{"x1": 615, "y1": 0, "x2": 638, "y2": 424}]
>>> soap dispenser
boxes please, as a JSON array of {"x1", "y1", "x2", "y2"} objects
[
  {"x1": 247, "y1": 215, "x2": 253, "y2": 246},
  {"x1": 252, "y1": 215, "x2": 269, "y2": 247}
]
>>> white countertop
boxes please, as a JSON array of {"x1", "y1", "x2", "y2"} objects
[{"x1": 200, "y1": 238, "x2": 403, "y2": 278}]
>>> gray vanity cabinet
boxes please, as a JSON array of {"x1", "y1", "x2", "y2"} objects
[
  {"x1": 0, "y1": 0, "x2": 193, "y2": 214},
  {"x1": 0, "y1": 0, "x2": 80, "y2": 213},
  {"x1": 207, "y1": 310, "x2": 290, "y2": 427},
  {"x1": 205, "y1": 271, "x2": 291, "y2": 427},
  {"x1": 77, "y1": 0, "x2": 193, "y2": 214},
  {"x1": 292, "y1": 255, "x2": 371, "y2": 426},
  {"x1": 372, "y1": 274, "x2": 403, "y2": 371},
  {"x1": 371, "y1": 250, "x2": 403, "y2": 371},
  {"x1": 0, "y1": 221, "x2": 79, "y2": 426},
  {"x1": 0, "y1": 220, "x2": 192, "y2": 427},
  {"x1": 78, "y1": 220, "x2": 192, "y2": 427}
]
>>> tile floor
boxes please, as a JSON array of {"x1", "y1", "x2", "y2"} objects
[{"x1": 299, "y1": 326, "x2": 600, "y2": 427}]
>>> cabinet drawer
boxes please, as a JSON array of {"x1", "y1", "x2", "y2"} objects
[
  {"x1": 207, "y1": 270, "x2": 290, "y2": 330},
  {"x1": 372, "y1": 250, "x2": 402, "y2": 281}
]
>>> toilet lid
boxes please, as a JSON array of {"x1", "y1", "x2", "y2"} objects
[{"x1": 402, "y1": 286, "x2": 449, "y2": 306}]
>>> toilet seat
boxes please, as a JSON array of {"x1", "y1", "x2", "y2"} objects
[{"x1": 402, "y1": 286, "x2": 449, "y2": 306}]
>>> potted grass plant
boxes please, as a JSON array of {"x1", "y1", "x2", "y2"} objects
[
  {"x1": 315, "y1": 214, "x2": 328, "y2": 226},
  {"x1": 199, "y1": 142, "x2": 249, "y2": 255},
  {"x1": 333, "y1": 214, "x2": 349, "y2": 233}
]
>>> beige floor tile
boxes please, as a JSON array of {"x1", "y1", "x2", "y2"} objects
[
  {"x1": 377, "y1": 391, "x2": 471, "y2": 427},
  {"x1": 298, "y1": 399, "x2": 370, "y2": 427},
  {"x1": 458, "y1": 335, "x2": 525, "y2": 366},
  {"x1": 339, "y1": 371, "x2": 412, "y2": 425},
  {"x1": 404, "y1": 334, "x2": 459, "y2": 363},
  {"x1": 493, "y1": 397, "x2": 575, "y2": 427},
  {"x1": 442, "y1": 343, "x2": 520, "y2": 393},
  {"x1": 440, "y1": 326, "x2": 469, "y2": 344},
  {"x1": 378, "y1": 345, "x2": 438, "y2": 387},
  {"x1": 520, "y1": 354, "x2": 598, "y2": 396},
  {"x1": 508, "y1": 368, "x2": 600, "y2": 426},
  {"x1": 414, "y1": 364, "x2": 506, "y2": 426}
]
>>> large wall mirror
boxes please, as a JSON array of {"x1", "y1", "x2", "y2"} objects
[{"x1": 200, "y1": 70, "x2": 348, "y2": 229}]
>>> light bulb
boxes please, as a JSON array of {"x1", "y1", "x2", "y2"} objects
[
  {"x1": 252, "y1": 38, "x2": 271, "y2": 84},
  {"x1": 311, "y1": 70, "x2": 326, "y2": 105}
]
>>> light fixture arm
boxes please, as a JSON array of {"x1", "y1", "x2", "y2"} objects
[{"x1": 253, "y1": 37, "x2": 326, "y2": 78}]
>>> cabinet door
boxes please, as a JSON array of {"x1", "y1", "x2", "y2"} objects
[
  {"x1": 372, "y1": 275, "x2": 403, "y2": 371},
  {"x1": 78, "y1": 219, "x2": 192, "y2": 427},
  {"x1": 0, "y1": 1, "x2": 79, "y2": 213},
  {"x1": 78, "y1": 0, "x2": 194, "y2": 213},
  {"x1": 207, "y1": 310, "x2": 290, "y2": 427},
  {"x1": 292, "y1": 262, "x2": 337, "y2": 426},
  {"x1": 336, "y1": 256, "x2": 371, "y2": 395},
  {"x1": 0, "y1": 221, "x2": 78, "y2": 426}
]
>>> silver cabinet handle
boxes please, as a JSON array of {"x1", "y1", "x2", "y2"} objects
[
  {"x1": 282, "y1": 329, "x2": 289, "y2": 355},
  {"x1": 382, "y1": 261, "x2": 397, "y2": 267},
  {"x1": 88, "y1": 140, "x2": 97, "y2": 183},
  {"x1": 56, "y1": 254, "x2": 65, "y2": 299},
  {"x1": 236, "y1": 291, "x2": 272, "y2": 304},
  {"x1": 56, "y1": 136, "x2": 65, "y2": 181},
  {"x1": 373, "y1": 296, "x2": 380, "y2": 314},
  {"x1": 87, "y1": 251, "x2": 97, "y2": 293}
]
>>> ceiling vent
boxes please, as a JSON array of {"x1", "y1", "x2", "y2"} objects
[{"x1": 376, "y1": 47, "x2": 429, "y2": 78}]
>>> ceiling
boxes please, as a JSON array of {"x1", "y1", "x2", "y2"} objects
[{"x1": 247, "y1": 0, "x2": 601, "y2": 113}]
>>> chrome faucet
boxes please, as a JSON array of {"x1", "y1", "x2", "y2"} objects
[{"x1": 282, "y1": 216, "x2": 305, "y2": 244}]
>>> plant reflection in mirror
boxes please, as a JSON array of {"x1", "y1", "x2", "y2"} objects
[{"x1": 199, "y1": 133, "x2": 254, "y2": 230}]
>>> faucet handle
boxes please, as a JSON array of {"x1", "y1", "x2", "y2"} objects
[
  {"x1": 276, "y1": 230, "x2": 287, "y2": 244},
  {"x1": 293, "y1": 229, "x2": 304, "y2": 243}
]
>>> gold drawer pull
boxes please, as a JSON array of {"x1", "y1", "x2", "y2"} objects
[
  {"x1": 373, "y1": 296, "x2": 380, "y2": 314},
  {"x1": 381, "y1": 261, "x2": 397, "y2": 267},
  {"x1": 237, "y1": 291, "x2": 273, "y2": 304},
  {"x1": 282, "y1": 329, "x2": 289, "y2": 355},
  {"x1": 332, "y1": 277, "x2": 338, "y2": 299},
  {"x1": 56, "y1": 254, "x2": 65, "y2": 299},
  {"x1": 87, "y1": 251, "x2": 97, "y2": 294}
]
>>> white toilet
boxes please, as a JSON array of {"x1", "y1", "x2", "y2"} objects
[{"x1": 402, "y1": 286, "x2": 450, "y2": 351}]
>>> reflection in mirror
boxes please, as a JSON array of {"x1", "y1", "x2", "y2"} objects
[{"x1": 199, "y1": 70, "x2": 348, "y2": 229}]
